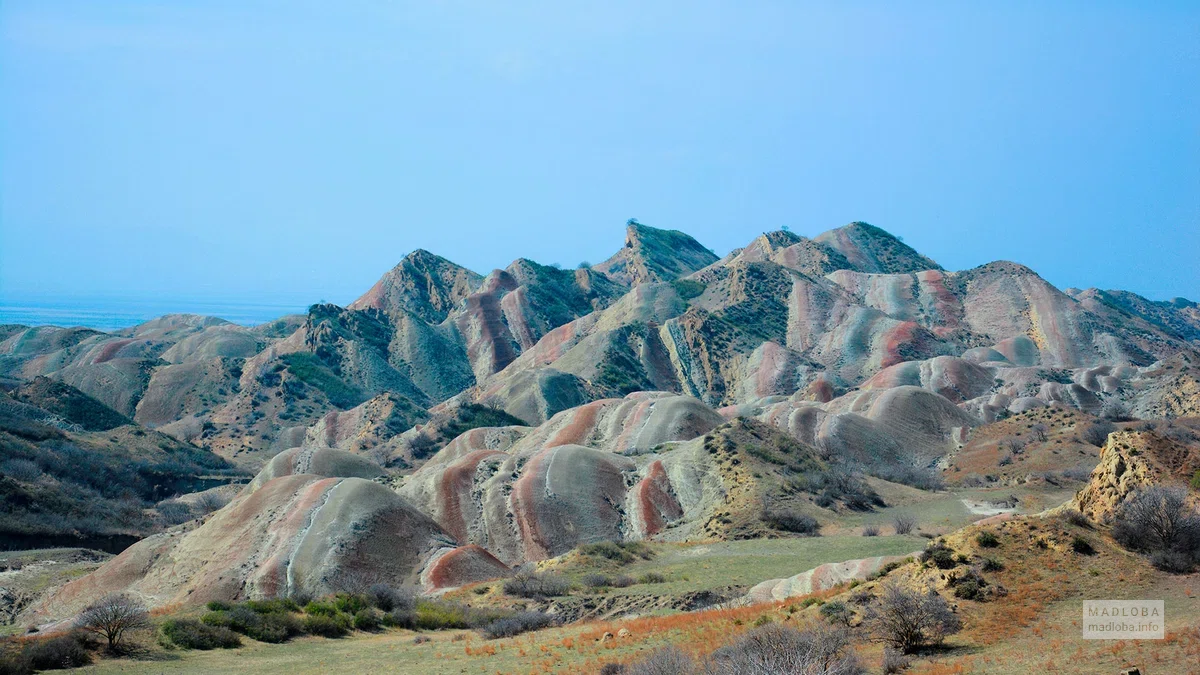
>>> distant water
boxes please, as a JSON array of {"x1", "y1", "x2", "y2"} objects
[{"x1": 0, "y1": 299, "x2": 308, "y2": 332}]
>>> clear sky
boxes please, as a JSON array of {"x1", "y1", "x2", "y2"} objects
[{"x1": 2, "y1": 1, "x2": 1197, "y2": 310}]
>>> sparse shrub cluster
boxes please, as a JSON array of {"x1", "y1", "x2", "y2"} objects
[
  {"x1": 919, "y1": 541, "x2": 959, "y2": 570},
  {"x1": 616, "y1": 624, "x2": 865, "y2": 675},
  {"x1": 158, "y1": 618, "x2": 241, "y2": 650},
  {"x1": 502, "y1": 570, "x2": 572, "y2": 598},
  {"x1": 0, "y1": 632, "x2": 94, "y2": 674},
  {"x1": 577, "y1": 540, "x2": 655, "y2": 564},
  {"x1": 583, "y1": 573, "x2": 635, "y2": 589},
  {"x1": 478, "y1": 611, "x2": 559, "y2": 639},
  {"x1": 762, "y1": 507, "x2": 820, "y2": 535},
  {"x1": 870, "y1": 464, "x2": 945, "y2": 491},
  {"x1": 784, "y1": 468, "x2": 884, "y2": 511}
]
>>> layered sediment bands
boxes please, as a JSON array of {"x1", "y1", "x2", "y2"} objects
[
  {"x1": 423, "y1": 545, "x2": 512, "y2": 590},
  {"x1": 27, "y1": 475, "x2": 453, "y2": 625},
  {"x1": 248, "y1": 447, "x2": 384, "y2": 491},
  {"x1": 399, "y1": 393, "x2": 727, "y2": 564},
  {"x1": 744, "y1": 552, "x2": 921, "y2": 604}
]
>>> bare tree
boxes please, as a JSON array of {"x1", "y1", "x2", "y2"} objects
[
  {"x1": 76, "y1": 594, "x2": 150, "y2": 653},
  {"x1": 862, "y1": 584, "x2": 961, "y2": 654}
]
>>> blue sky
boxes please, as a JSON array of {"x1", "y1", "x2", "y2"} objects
[{"x1": 2, "y1": 1, "x2": 1197, "y2": 309}]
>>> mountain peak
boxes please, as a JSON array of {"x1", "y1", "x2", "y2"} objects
[
  {"x1": 596, "y1": 222, "x2": 718, "y2": 285},
  {"x1": 815, "y1": 222, "x2": 941, "y2": 274},
  {"x1": 350, "y1": 249, "x2": 483, "y2": 323}
]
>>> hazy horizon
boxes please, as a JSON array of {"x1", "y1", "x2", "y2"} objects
[{"x1": 3, "y1": 2, "x2": 1198, "y2": 309}]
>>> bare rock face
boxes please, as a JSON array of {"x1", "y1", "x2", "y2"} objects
[{"x1": 1073, "y1": 430, "x2": 1200, "y2": 522}]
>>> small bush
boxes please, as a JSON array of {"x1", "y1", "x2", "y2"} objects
[
  {"x1": 382, "y1": 608, "x2": 416, "y2": 629},
  {"x1": 1190, "y1": 469, "x2": 1200, "y2": 491},
  {"x1": 303, "y1": 613, "x2": 351, "y2": 638},
  {"x1": 1071, "y1": 536, "x2": 1095, "y2": 555},
  {"x1": 981, "y1": 557, "x2": 1005, "y2": 572},
  {"x1": 882, "y1": 647, "x2": 912, "y2": 673},
  {"x1": 975, "y1": 531, "x2": 1000, "y2": 548},
  {"x1": 819, "y1": 600, "x2": 852, "y2": 626},
  {"x1": 892, "y1": 514, "x2": 917, "y2": 535},
  {"x1": 952, "y1": 578, "x2": 983, "y2": 600},
  {"x1": 202, "y1": 606, "x2": 300, "y2": 643},
  {"x1": 24, "y1": 633, "x2": 93, "y2": 670},
  {"x1": 158, "y1": 618, "x2": 241, "y2": 650},
  {"x1": 244, "y1": 598, "x2": 300, "y2": 614},
  {"x1": 479, "y1": 611, "x2": 558, "y2": 639},
  {"x1": 637, "y1": 572, "x2": 666, "y2": 584},
  {"x1": 352, "y1": 609, "x2": 382, "y2": 631},
  {"x1": 583, "y1": 573, "x2": 612, "y2": 589},
  {"x1": 414, "y1": 601, "x2": 470, "y2": 630},
  {"x1": 577, "y1": 541, "x2": 654, "y2": 564},
  {"x1": 1062, "y1": 510, "x2": 1092, "y2": 529},
  {"x1": 304, "y1": 600, "x2": 341, "y2": 618},
  {"x1": 502, "y1": 571, "x2": 571, "y2": 599},
  {"x1": 920, "y1": 542, "x2": 958, "y2": 569},
  {"x1": 367, "y1": 584, "x2": 412, "y2": 612},
  {"x1": 862, "y1": 523, "x2": 880, "y2": 537},
  {"x1": 600, "y1": 664, "x2": 627, "y2": 675},
  {"x1": 762, "y1": 508, "x2": 820, "y2": 535},
  {"x1": 333, "y1": 593, "x2": 370, "y2": 615},
  {"x1": 206, "y1": 600, "x2": 233, "y2": 612}
]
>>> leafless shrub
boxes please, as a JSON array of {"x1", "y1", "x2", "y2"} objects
[
  {"x1": 763, "y1": 508, "x2": 821, "y2": 535},
  {"x1": 881, "y1": 647, "x2": 912, "y2": 673},
  {"x1": 626, "y1": 646, "x2": 695, "y2": 675},
  {"x1": 194, "y1": 490, "x2": 230, "y2": 514},
  {"x1": 76, "y1": 593, "x2": 150, "y2": 653},
  {"x1": 1000, "y1": 437, "x2": 1026, "y2": 455},
  {"x1": 367, "y1": 583, "x2": 414, "y2": 612},
  {"x1": 502, "y1": 570, "x2": 571, "y2": 599},
  {"x1": 1100, "y1": 399, "x2": 1133, "y2": 422},
  {"x1": 862, "y1": 584, "x2": 961, "y2": 654},
  {"x1": 702, "y1": 624, "x2": 865, "y2": 675},
  {"x1": 1030, "y1": 423, "x2": 1049, "y2": 442},
  {"x1": 862, "y1": 523, "x2": 880, "y2": 537},
  {"x1": 1112, "y1": 486, "x2": 1200, "y2": 573},
  {"x1": 1061, "y1": 509, "x2": 1092, "y2": 529},
  {"x1": 892, "y1": 514, "x2": 917, "y2": 535},
  {"x1": 1, "y1": 459, "x2": 43, "y2": 482},
  {"x1": 156, "y1": 499, "x2": 195, "y2": 525},
  {"x1": 1081, "y1": 420, "x2": 1116, "y2": 447}
]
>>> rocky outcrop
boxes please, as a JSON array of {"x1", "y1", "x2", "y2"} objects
[{"x1": 1073, "y1": 430, "x2": 1200, "y2": 521}]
